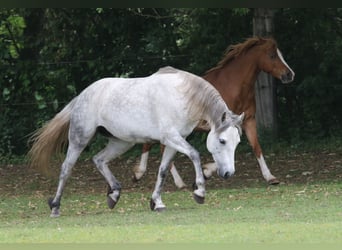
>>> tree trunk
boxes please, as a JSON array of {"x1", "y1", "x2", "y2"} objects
[{"x1": 253, "y1": 8, "x2": 278, "y2": 138}]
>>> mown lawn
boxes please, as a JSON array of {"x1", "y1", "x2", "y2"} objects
[
  {"x1": 1, "y1": 139, "x2": 341, "y2": 248},
  {"x1": 1, "y1": 182, "x2": 341, "y2": 244}
]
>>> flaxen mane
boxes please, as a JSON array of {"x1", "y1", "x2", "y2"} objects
[
  {"x1": 206, "y1": 37, "x2": 277, "y2": 74},
  {"x1": 156, "y1": 66, "x2": 242, "y2": 131},
  {"x1": 183, "y1": 72, "x2": 229, "y2": 129}
]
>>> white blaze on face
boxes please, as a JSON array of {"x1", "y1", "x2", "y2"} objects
[{"x1": 277, "y1": 49, "x2": 295, "y2": 77}]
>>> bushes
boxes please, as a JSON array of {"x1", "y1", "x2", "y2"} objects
[{"x1": 1, "y1": 8, "x2": 342, "y2": 158}]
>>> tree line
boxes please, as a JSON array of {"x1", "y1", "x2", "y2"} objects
[{"x1": 1, "y1": 8, "x2": 342, "y2": 157}]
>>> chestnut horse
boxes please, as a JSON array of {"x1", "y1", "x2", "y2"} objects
[{"x1": 133, "y1": 37, "x2": 295, "y2": 187}]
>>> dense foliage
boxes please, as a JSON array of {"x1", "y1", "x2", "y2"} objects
[
  {"x1": 275, "y1": 8, "x2": 342, "y2": 140},
  {"x1": 1, "y1": 8, "x2": 342, "y2": 157}
]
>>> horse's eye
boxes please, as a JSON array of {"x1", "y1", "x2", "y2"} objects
[
  {"x1": 270, "y1": 53, "x2": 276, "y2": 59},
  {"x1": 219, "y1": 139, "x2": 226, "y2": 145}
]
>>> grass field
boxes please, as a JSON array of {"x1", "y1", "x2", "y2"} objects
[
  {"x1": 1, "y1": 182, "x2": 341, "y2": 243},
  {"x1": 1, "y1": 139, "x2": 342, "y2": 247}
]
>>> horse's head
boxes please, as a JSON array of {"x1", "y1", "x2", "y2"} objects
[
  {"x1": 206, "y1": 112, "x2": 244, "y2": 179},
  {"x1": 256, "y1": 38, "x2": 295, "y2": 83}
]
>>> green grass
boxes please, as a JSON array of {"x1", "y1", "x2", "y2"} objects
[
  {"x1": 1, "y1": 182, "x2": 341, "y2": 244},
  {"x1": 1, "y1": 137, "x2": 341, "y2": 247}
]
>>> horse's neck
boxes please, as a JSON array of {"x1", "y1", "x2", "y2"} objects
[{"x1": 204, "y1": 53, "x2": 261, "y2": 114}]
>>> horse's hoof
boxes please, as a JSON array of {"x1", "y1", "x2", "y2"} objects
[
  {"x1": 48, "y1": 197, "x2": 54, "y2": 210},
  {"x1": 50, "y1": 208, "x2": 60, "y2": 218},
  {"x1": 268, "y1": 178, "x2": 280, "y2": 185},
  {"x1": 174, "y1": 181, "x2": 186, "y2": 189},
  {"x1": 107, "y1": 194, "x2": 120, "y2": 209},
  {"x1": 131, "y1": 175, "x2": 140, "y2": 183},
  {"x1": 150, "y1": 199, "x2": 166, "y2": 212},
  {"x1": 193, "y1": 193, "x2": 205, "y2": 204},
  {"x1": 48, "y1": 198, "x2": 61, "y2": 217},
  {"x1": 48, "y1": 197, "x2": 60, "y2": 210},
  {"x1": 154, "y1": 207, "x2": 166, "y2": 212},
  {"x1": 50, "y1": 207, "x2": 61, "y2": 218},
  {"x1": 107, "y1": 197, "x2": 116, "y2": 209},
  {"x1": 149, "y1": 198, "x2": 156, "y2": 211}
]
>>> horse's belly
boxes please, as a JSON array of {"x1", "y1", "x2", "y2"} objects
[{"x1": 102, "y1": 113, "x2": 195, "y2": 144}]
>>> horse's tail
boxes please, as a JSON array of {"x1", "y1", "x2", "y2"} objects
[{"x1": 28, "y1": 98, "x2": 77, "y2": 175}]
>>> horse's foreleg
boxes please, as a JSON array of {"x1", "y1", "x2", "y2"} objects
[
  {"x1": 243, "y1": 118, "x2": 279, "y2": 185},
  {"x1": 93, "y1": 139, "x2": 134, "y2": 209},
  {"x1": 191, "y1": 149, "x2": 206, "y2": 204},
  {"x1": 151, "y1": 146, "x2": 177, "y2": 212},
  {"x1": 132, "y1": 143, "x2": 153, "y2": 182},
  {"x1": 162, "y1": 135, "x2": 205, "y2": 204}
]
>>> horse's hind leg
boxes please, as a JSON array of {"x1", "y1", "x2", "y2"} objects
[
  {"x1": 132, "y1": 143, "x2": 152, "y2": 182},
  {"x1": 159, "y1": 144, "x2": 186, "y2": 189},
  {"x1": 49, "y1": 142, "x2": 88, "y2": 217},
  {"x1": 93, "y1": 138, "x2": 134, "y2": 209},
  {"x1": 133, "y1": 143, "x2": 186, "y2": 189},
  {"x1": 49, "y1": 121, "x2": 96, "y2": 217},
  {"x1": 170, "y1": 161, "x2": 186, "y2": 188},
  {"x1": 243, "y1": 118, "x2": 279, "y2": 185},
  {"x1": 151, "y1": 146, "x2": 177, "y2": 212}
]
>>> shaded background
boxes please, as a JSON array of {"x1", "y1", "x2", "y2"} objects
[{"x1": 1, "y1": 8, "x2": 342, "y2": 158}]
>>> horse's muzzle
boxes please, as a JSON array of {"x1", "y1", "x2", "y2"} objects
[
  {"x1": 281, "y1": 71, "x2": 295, "y2": 83},
  {"x1": 218, "y1": 169, "x2": 235, "y2": 180}
]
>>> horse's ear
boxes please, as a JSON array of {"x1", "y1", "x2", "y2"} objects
[
  {"x1": 238, "y1": 112, "x2": 245, "y2": 123},
  {"x1": 216, "y1": 112, "x2": 229, "y2": 134},
  {"x1": 221, "y1": 112, "x2": 226, "y2": 123}
]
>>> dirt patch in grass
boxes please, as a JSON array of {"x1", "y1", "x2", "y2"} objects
[{"x1": 1, "y1": 145, "x2": 341, "y2": 198}]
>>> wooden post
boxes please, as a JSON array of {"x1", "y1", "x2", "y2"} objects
[{"x1": 253, "y1": 8, "x2": 278, "y2": 138}]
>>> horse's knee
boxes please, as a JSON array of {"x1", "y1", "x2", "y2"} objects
[
  {"x1": 189, "y1": 150, "x2": 200, "y2": 163},
  {"x1": 92, "y1": 155, "x2": 101, "y2": 166}
]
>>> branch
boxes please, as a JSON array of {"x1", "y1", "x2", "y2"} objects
[{"x1": 128, "y1": 8, "x2": 174, "y2": 19}]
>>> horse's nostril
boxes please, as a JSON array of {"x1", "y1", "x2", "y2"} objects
[
  {"x1": 218, "y1": 169, "x2": 235, "y2": 180},
  {"x1": 281, "y1": 71, "x2": 294, "y2": 83},
  {"x1": 223, "y1": 172, "x2": 231, "y2": 179}
]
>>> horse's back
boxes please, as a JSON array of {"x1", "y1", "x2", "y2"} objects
[{"x1": 69, "y1": 71, "x2": 195, "y2": 142}]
